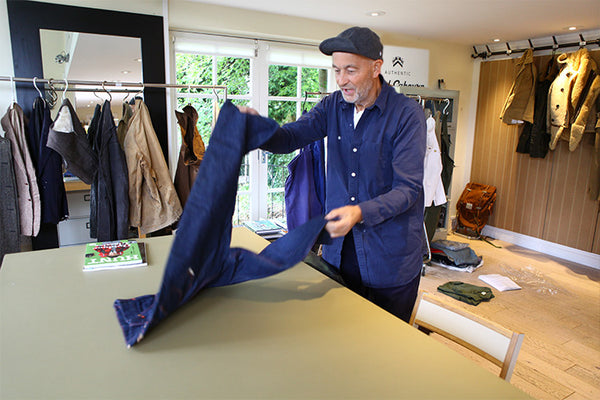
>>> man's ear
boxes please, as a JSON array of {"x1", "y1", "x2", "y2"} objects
[{"x1": 373, "y1": 59, "x2": 383, "y2": 77}]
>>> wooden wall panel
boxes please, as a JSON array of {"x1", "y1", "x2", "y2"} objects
[
  {"x1": 593, "y1": 208, "x2": 600, "y2": 254},
  {"x1": 472, "y1": 51, "x2": 600, "y2": 253}
]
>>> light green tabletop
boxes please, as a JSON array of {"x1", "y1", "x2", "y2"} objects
[{"x1": 0, "y1": 227, "x2": 532, "y2": 399}]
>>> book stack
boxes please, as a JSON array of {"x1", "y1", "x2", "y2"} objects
[
  {"x1": 83, "y1": 240, "x2": 147, "y2": 271},
  {"x1": 243, "y1": 219, "x2": 287, "y2": 240}
]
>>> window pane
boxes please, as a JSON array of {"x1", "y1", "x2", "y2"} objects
[
  {"x1": 216, "y1": 57, "x2": 250, "y2": 96},
  {"x1": 267, "y1": 191, "x2": 285, "y2": 220},
  {"x1": 301, "y1": 67, "x2": 328, "y2": 94},
  {"x1": 176, "y1": 53, "x2": 212, "y2": 88},
  {"x1": 238, "y1": 154, "x2": 250, "y2": 193},
  {"x1": 233, "y1": 193, "x2": 250, "y2": 225},
  {"x1": 267, "y1": 152, "x2": 296, "y2": 190},
  {"x1": 269, "y1": 65, "x2": 297, "y2": 97},
  {"x1": 268, "y1": 100, "x2": 296, "y2": 125}
]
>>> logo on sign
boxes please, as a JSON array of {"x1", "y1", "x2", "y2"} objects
[{"x1": 392, "y1": 56, "x2": 404, "y2": 68}]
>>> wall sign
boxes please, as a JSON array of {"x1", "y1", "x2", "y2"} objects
[{"x1": 381, "y1": 45, "x2": 429, "y2": 87}]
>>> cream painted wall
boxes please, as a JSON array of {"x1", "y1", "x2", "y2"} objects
[{"x1": 168, "y1": 0, "x2": 478, "y2": 220}]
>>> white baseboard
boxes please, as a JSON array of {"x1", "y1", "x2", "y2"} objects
[{"x1": 481, "y1": 225, "x2": 600, "y2": 270}]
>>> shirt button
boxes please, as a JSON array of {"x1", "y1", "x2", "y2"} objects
[
  {"x1": 337, "y1": 136, "x2": 341, "y2": 140},
  {"x1": 352, "y1": 148, "x2": 358, "y2": 152},
  {"x1": 350, "y1": 196, "x2": 356, "y2": 202},
  {"x1": 351, "y1": 172, "x2": 356, "y2": 177}
]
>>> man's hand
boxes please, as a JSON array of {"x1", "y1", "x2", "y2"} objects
[
  {"x1": 237, "y1": 106, "x2": 260, "y2": 116},
  {"x1": 325, "y1": 205, "x2": 363, "y2": 238}
]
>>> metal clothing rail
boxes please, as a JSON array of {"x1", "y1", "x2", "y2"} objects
[
  {"x1": 471, "y1": 35, "x2": 600, "y2": 60},
  {"x1": 0, "y1": 76, "x2": 227, "y2": 98}
]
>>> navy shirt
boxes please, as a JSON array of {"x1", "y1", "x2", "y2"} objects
[{"x1": 262, "y1": 77, "x2": 426, "y2": 288}]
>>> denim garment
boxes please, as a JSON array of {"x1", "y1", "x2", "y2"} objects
[
  {"x1": 284, "y1": 140, "x2": 325, "y2": 231},
  {"x1": 28, "y1": 97, "x2": 68, "y2": 225},
  {"x1": 114, "y1": 101, "x2": 328, "y2": 347},
  {"x1": 262, "y1": 76, "x2": 426, "y2": 288}
]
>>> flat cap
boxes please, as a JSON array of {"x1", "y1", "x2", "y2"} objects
[{"x1": 319, "y1": 26, "x2": 383, "y2": 60}]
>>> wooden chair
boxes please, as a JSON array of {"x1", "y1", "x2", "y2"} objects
[{"x1": 409, "y1": 291, "x2": 524, "y2": 381}]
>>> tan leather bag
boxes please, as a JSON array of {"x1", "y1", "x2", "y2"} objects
[{"x1": 455, "y1": 182, "x2": 497, "y2": 238}]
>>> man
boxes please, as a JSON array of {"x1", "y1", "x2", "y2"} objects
[{"x1": 240, "y1": 27, "x2": 426, "y2": 322}]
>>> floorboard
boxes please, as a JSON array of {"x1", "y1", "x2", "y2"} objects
[{"x1": 418, "y1": 232, "x2": 600, "y2": 400}]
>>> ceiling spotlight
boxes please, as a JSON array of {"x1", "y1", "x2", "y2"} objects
[
  {"x1": 134, "y1": 58, "x2": 142, "y2": 62},
  {"x1": 493, "y1": 38, "x2": 501, "y2": 42},
  {"x1": 367, "y1": 10, "x2": 386, "y2": 17},
  {"x1": 121, "y1": 70, "x2": 131, "y2": 74},
  {"x1": 565, "y1": 26, "x2": 582, "y2": 31}
]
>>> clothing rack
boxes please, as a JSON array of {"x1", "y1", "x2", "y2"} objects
[
  {"x1": 0, "y1": 76, "x2": 228, "y2": 99},
  {"x1": 471, "y1": 35, "x2": 600, "y2": 60}
]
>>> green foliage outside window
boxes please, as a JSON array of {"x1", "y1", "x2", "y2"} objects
[{"x1": 175, "y1": 52, "x2": 329, "y2": 222}]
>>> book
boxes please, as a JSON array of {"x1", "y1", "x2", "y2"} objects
[
  {"x1": 243, "y1": 219, "x2": 284, "y2": 235},
  {"x1": 83, "y1": 240, "x2": 147, "y2": 271},
  {"x1": 478, "y1": 274, "x2": 521, "y2": 292}
]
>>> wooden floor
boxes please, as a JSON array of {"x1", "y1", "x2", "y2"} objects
[{"x1": 418, "y1": 232, "x2": 600, "y2": 400}]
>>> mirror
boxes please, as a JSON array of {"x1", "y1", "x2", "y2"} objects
[
  {"x1": 7, "y1": 0, "x2": 168, "y2": 160},
  {"x1": 40, "y1": 29, "x2": 143, "y2": 123}
]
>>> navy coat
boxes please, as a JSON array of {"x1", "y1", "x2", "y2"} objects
[{"x1": 28, "y1": 97, "x2": 68, "y2": 225}]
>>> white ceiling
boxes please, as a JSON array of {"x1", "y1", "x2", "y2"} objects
[{"x1": 190, "y1": 0, "x2": 600, "y2": 46}]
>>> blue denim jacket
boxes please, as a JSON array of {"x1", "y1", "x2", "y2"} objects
[{"x1": 262, "y1": 77, "x2": 426, "y2": 288}]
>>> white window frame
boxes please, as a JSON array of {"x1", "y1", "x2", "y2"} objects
[{"x1": 169, "y1": 32, "x2": 335, "y2": 222}]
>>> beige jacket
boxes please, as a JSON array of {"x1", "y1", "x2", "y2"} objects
[
  {"x1": 124, "y1": 100, "x2": 182, "y2": 234},
  {"x1": 500, "y1": 49, "x2": 536, "y2": 124},
  {"x1": 1, "y1": 104, "x2": 41, "y2": 236},
  {"x1": 548, "y1": 48, "x2": 600, "y2": 151}
]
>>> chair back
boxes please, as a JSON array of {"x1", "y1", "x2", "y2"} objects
[{"x1": 409, "y1": 291, "x2": 524, "y2": 381}]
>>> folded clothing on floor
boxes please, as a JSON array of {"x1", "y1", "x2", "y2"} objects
[
  {"x1": 437, "y1": 281, "x2": 495, "y2": 305},
  {"x1": 430, "y1": 239, "x2": 482, "y2": 272}
]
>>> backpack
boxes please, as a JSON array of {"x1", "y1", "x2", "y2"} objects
[{"x1": 455, "y1": 182, "x2": 497, "y2": 238}]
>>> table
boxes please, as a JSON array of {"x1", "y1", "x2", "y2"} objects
[{"x1": 0, "y1": 228, "x2": 532, "y2": 399}]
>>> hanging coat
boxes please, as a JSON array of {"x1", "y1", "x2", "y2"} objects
[
  {"x1": 439, "y1": 113, "x2": 454, "y2": 193},
  {"x1": 124, "y1": 100, "x2": 182, "y2": 235},
  {"x1": 46, "y1": 99, "x2": 98, "y2": 184},
  {"x1": 500, "y1": 48, "x2": 537, "y2": 124},
  {"x1": 0, "y1": 136, "x2": 20, "y2": 263},
  {"x1": 114, "y1": 101, "x2": 329, "y2": 347},
  {"x1": 174, "y1": 104, "x2": 205, "y2": 208},
  {"x1": 28, "y1": 97, "x2": 68, "y2": 225},
  {"x1": 95, "y1": 100, "x2": 129, "y2": 241},
  {"x1": 548, "y1": 48, "x2": 600, "y2": 151},
  {"x1": 516, "y1": 56, "x2": 558, "y2": 158},
  {"x1": 116, "y1": 102, "x2": 133, "y2": 150},
  {"x1": 1, "y1": 103, "x2": 41, "y2": 237},
  {"x1": 88, "y1": 104, "x2": 102, "y2": 239},
  {"x1": 284, "y1": 140, "x2": 325, "y2": 231},
  {"x1": 423, "y1": 115, "x2": 446, "y2": 207}
]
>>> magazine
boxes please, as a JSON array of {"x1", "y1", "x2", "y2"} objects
[
  {"x1": 478, "y1": 274, "x2": 521, "y2": 292},
  {"x1": 83, "y1": 240, "x2": 147, "y2": 271},
  {"x1": 243, "y1": 219, "x2": 284, "y2": 235}
]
